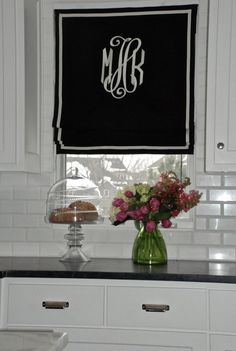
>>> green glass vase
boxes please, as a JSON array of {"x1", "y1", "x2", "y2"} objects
[{"x1": 132, "y1": 222, "x2": 167, "y2": 265}]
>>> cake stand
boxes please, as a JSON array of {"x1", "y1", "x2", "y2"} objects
[{"x1": 45, "y1": 173, "x2": 103, "y2": 262}]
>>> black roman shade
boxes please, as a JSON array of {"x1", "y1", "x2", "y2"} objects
[{"x1": 53, "y1": 5, "x2": 198, "y2": 154}]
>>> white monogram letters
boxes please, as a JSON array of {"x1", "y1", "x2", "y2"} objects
[{"x1": 101, "y1": 36, "x2": 145, "y2": 99}]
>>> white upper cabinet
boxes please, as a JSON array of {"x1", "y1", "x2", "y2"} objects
[
  {"x1": 0, "y1": 0, "x2": 40, "y2": 172},
  {"x1": 206, "y1": 0, "x2": 236, "y2": 172}
]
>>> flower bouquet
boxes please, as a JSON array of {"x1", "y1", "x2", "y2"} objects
[{"x1": 110, "y1": 171, "x2": 202, "y2": 265}]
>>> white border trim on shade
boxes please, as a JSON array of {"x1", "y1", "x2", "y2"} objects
[{"x1": 55, "y1": 8, "x2": 192, "y2": 151}]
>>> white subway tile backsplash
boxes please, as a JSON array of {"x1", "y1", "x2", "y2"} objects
[
  {"x1": 0, "y1": 215, "x2": 13, "y2": 227},
  {"x1": 39, "y1": 243, "x2": 66, "y2": 257},
  {"x1": 0, "y1": 173, "x2": 27, "y2": 186},
  {"x1": 12, "y1": 242, "x2": 40, "y2": 257},
  {"x1": 193, "y1": 232, "x2": 221, "y2": 245},
  {"x1": 14, "y1": 188, "x2": 41, "y2": 200},
  {"x1": 209, "y1": 190, "x2": 236, "y2": 202},
  {"x1": 224, "y1": 175, "x2": 236, "y2": 187},
  {"x1": 26, "y1": 228, "x2": 54, "y2": 242},
  {"x1": 224, "y1": 204, "x2": 236, "y2": 216},
  {"x1": 122, "y1": 244, "x2": 133, "y2": 258},
  {"x1": 93, "y1": 243, "x2": 124, "y2": 258},
  {"x1": 0, "y1": 228, "x2": 26, "y2": 242},
  {"x1": 27, "y1": 173, "x2": 53, "y2": 186},
  {"x1": 196, "y1": 175, "x2": 221, "y2": 187},
  {"x1": 86, "y1": 229, "x2": 111, "y2": 243},
  {"x1": 208, "y1": 247, "x2": 236, "y2": 261},
  {"x1": 209, "y1": 218, "x2": 236, "y2": 231},
  {"x1": 0, "y1": 200, "x2": 26, "y2": 214},
  {"x1": 196, "y1": 217, "x2": 207, "y2": 230},
  {"x1": 108, "y1": 229, "x2": 136, "y2": 243},
  {"x1": 164, "y1": 231, "x2": 193, "y2": 244},
  {"x1": 0, "y1": 187, "x2": 13, "y2": 199},
  {"x1": 0, "y1": 243, "x2": 12, "y2": 256},
  {"x1": 52, "y1": 228, "x2": 67, "y2": 242},
  {"x1": 27, "y1": 201, "x2": 46, "y2": 214},
  {"x1": 196, "y1": 203, "x2": 221, "y2": 216},
  {"x1": 223, "y1": 233, "x2": 236, "y2": 246},
  {"x1": 13, "y1": 215, "x2": 40, "y2": 228},
  {"x1": 178, "y1": 245, "x2": 208, "y2": 260},
  {"x1": 165, "y1": 245, "x2": 178, "y2": 260}
]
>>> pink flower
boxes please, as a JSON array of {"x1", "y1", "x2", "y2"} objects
[
  {"x1": 124, "y1": 191, "x2": 134, "y2": 198},
  {"x1": 128, "y1": 209, "x2": 145, "y2": 221},
  {"x1": 140, "y1": 205, "x2": 149, "y2": 215},
  {"x1": 112, "y1": 198, "x2": 124, "y2": 207},
  {"x1": 146, "y1": 220, "x2": 156, "y2": 232},
  {"x1": 127, "y1": 211, "x2": 138, "y2": 220},
  {"x1": 161, "y1": 219, "x2": 172, "y2": 228},
  {"x1": 110, "y1": 171, "x2": 202, "y2": 229},
  {"x1": 120, "y1": 202, "x2": 129, "y2": 211},
  {"x1": 136, "y1": 209, "x2": 145, "y2": 220},
  {"x1": 171, "y1": 209, "x2": 180, "y2": 217},
  {"x1": 149, "y1": 198, "x2": 160, "y2": 212},
  {"x1": 116, "y1": 211, "x2": 128, "y2": 222}
]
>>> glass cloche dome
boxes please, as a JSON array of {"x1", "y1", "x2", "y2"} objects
[{"x1": 45, "y1": 170, "x2": 103, "y2": 262}]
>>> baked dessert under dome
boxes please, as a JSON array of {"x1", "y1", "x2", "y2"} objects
[{"x1": 45, "y1": 171, "x2": 103, "y2": 261}]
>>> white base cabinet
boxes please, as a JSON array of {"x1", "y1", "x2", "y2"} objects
[{"x1": 2, "y1": 278, "x2": 236, "y2": 351}]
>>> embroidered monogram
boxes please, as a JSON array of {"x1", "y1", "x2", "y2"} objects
[{"x1": 101, "y1": 36, "x2": 145, "y2": 99}]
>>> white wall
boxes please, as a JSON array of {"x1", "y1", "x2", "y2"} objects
[{"x1": 0, "y1": 0, "x2": 236, "y2": 261}]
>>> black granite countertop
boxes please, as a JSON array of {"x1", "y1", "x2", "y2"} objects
[{"x1": 0, "y1": 257, "x2": 236, "y2": 283}]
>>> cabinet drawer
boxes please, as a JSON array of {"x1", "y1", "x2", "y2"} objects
[
  {"x1": 107, "y1": 286, "x2": 207, "y2": 330},
  {"x1": 7, "y1": 283, "x2": 104, "y2": 327},
  {"x1": 210, "y1": 290, "x2": 236, "y2": 332}
]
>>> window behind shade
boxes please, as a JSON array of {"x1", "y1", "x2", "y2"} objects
[{"x1": 65, "y1": 154, "x2": 194, "y2": 228}]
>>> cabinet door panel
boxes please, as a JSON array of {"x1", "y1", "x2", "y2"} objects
[
  {"x1": 0, "y1": 0, "x2": 20, "y2": 165},
  {"x1": 210, "y1": 289, "x2": 236, "y2": 333},
  {"x1": 0, "y1": 0, "x2": 40, "y2": 172},
  {"x1": 206, "y1": 0, "x2": 236, "y2": 171}
]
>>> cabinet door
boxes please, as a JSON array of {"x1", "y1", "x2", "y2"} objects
[
  {"x1": 206, "y1": 0, "x2": 236, "y2": 171},
  {"x1": 210, "y1": 289, "x2": 236, "y2": 333},
  {"x1": 0, "y1": 0, "x2": 24, "y2": 168},
  {"x1": 211, "y1": 335, "x2": 236, "y2": 351},
  {"x1": 0, "y1": 0, "x2": 40, "y2": 172}
]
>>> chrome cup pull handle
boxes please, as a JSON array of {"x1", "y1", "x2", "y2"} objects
[
  {"x1": 42, "y1": 301, "x2": 69, "y2": 309},
  {"x1": 142, "y1": 304, "x2": 170, "y2": 312}
]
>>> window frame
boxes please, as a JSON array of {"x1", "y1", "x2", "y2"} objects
[{"x1": 56, "y1": 153, "x2": 196, "y2": 231}]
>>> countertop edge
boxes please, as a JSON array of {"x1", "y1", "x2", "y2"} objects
[
  {"x1": 0, "y1": 258, "x2": 236, "y2": 284},
  {"x1": 1, "y1": 271, "x2": 236, "y2": 284}
]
